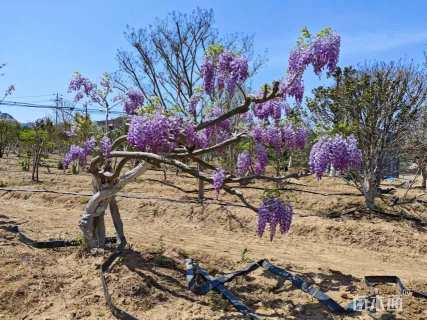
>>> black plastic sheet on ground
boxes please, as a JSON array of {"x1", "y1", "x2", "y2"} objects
[{"x1": 186, "y1": 259, "x2": 427, "y2": 319}]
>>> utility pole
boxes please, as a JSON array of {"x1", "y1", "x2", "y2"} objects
[{"x1": 54, "y1": 93, "x2": 59, "y2": 125}]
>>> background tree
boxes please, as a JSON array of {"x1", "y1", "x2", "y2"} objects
[
  {"x1": 403, "y1": 106, "x2": 427, "y2": 189},
  {"x1": 0, "y1": 119, "x2": 19, "y2": 158},
  {"x1": 307, "y1": 63, "x2": 427, "y2": 208},
  {"x1": 0, "y1": 63, "x2": 15, "y2": 103},
  {"x1": 115, "y1": 8, "x2": 263, "y2": 110},
  {"x1": 19, "y1": 118, "x2": 58, "y2": 182}
]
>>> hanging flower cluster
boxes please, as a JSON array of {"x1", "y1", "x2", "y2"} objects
[
  {"x1": 100, "y1": 136, "x2": 112, "y2": 157},
  {"x1": 280, "y1": 28, "x2": 340, "y2": 103},
  {"x1": 201, "y1": 51, "x2": 248, "y2": 96},
  {"x1": 253, "y1": 99, "x2": 283, "y2": 120},
  {"x1": 183, "y1": 122, "x2": 209, "y2": 149},
  {"x1": 127, "y1": 113, "x2": 181, "y2": 153},
  {"x1": 309, "y1": 134, "x2": 362, "y2": 179},
  {"x1": 251, "y1": 124, "x2": 308, "y2": 153},
  {"x1": 205, "y1": 106, "x2": 232, "y2": 145},
  {"x1": 212, "y1": 168, "x2": 226, "y2": 195},
  {"x1": 68, "y1": 72, "x2": 99, "y2": 103},
  {"x1": 257, "y1": 197, "x2": 293, "y2": 241},
  {"x1": 124, "y1": 89, "x2": 144, "y2": 115},
  {"x1": 254, "y1": 143, "x2": 268, "y2": 175},
  {"x1": 188, "y1": 93, "x2": 202, "y2": 116},
  {"x1": 236, "y1": 151, "x2": 252, "y2": 176},
  {"x1": 63, "y1": 137, "x2": 96, "y2": 169}
]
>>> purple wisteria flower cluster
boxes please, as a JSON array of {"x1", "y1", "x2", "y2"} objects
[
  {"x1": 309, "y1": 134, "x2": 362, "y2": 179},
  {"x1": 100, "y1": 136, "x2": 112, "y2": 157},
  {"x1": 254, "y1": 144, "x2": 268, "y2": 175},
  {"x1": 127, "y1": 113, "x2": 180, "y2": 153},
  {"x1": 253, "y1": 99, "x2": 283, "y2": 120},
  {"x1": 124, "y1": 89, "x2": 144, "y2": 115},
  {"x1": 188, "y1": 93, "x2": 202, "y2": 116},
  {"x1": 201, "y1": 51, "x2": 248, "y2": 96},
  {"x1": 236, "y1": 151, "x2": 252, "y2": 176},
  {"x1": 205, "y1": 106, "x2": 232, "y2": 145},
  {"x1": 251, "y1": 124, "x2": 308, "y2": 153},
  {"x1": 234, "y1": 123, "x2": 308, "y2": 177},
  {"x1": 280, "y1": 28, "x2": 340, "y2": 103},
  {"x1": 63, "y1": 137, "x2": 96, "y2": 169},
  {"x1": 257, "y1": 197, "x2": 293, "y2": 241},
  {"x1": 183, "y1": 123, "x2": 209, "y2": 149},
  {"x1": 212, "y1": 168, "x2": 226, "y2": 194},
  {"x1": 68, "y1": 72, "x2": 98, "y2": 103}
]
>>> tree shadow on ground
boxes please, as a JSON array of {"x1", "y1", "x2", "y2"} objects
[
  {"x1": 0, "y1": 214, "x2": 18, "y2": 226},
  {"x1": 120, "y1": 249, "x2": 199, "y2": 303},
  {"x1": 324, "y1": 205, "x2": 427, "y2": 232},
  {"x1": 112, "y1": 249, "x2": 377, "y2": 319}
]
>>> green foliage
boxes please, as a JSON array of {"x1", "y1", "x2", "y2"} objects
[
  {"x1": 240, "y1": 247, "x2": 251, "y2": 263},
  {"x1": 74, "y1": 113, "x2": 95, "y2": 141},
  {"x1": 297, "y1": 26, "x2": 332, "y2": 47},
  {"x1": 263, "y1": 188, "x2": 281, "y2": 199},
  {"x1": 18, "y1": 152, "x2": 31, "y2": 171},
  {"x1": 205, "y1": 43, "x2": 224, "y2": 57},
  {"x1": 297, "y1": 26, "x2": 311, "y2": 47},
  {"x1": 0, "y1": 119, "x2": 20, "y2": 157}
]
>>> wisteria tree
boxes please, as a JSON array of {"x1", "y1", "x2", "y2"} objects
[{"x1": 65, "y1": 27, "x2": 360, "y2": 250}]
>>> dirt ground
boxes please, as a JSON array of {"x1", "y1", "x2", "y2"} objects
[{"x1": 0, "y1": 155, "x2": 426, "y2": 320}]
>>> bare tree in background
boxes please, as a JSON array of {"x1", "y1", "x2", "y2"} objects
[
  {"x1": 0, "y1": 63, "x2": 15, "y2": 103},
  {"x1": 116, "y1": 8, "x2": 264, "y2": 109},
  {"x1": 115, "y1": 8, "x2": 265, "y2": 201}
]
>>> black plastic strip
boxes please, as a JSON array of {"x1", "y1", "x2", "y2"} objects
[
  {"x1": 261, "y1": 260, "x2": 350, "y2": 314},
  {"x1": 365, "y1": 275, "x2": 427, "y2": 299},
  {"x1": 186, "y1": 259, "x2": 260, "y2": 319}
]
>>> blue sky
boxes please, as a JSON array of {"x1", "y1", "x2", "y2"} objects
[{"x1": 1, "y1": 0, "x2": 426, "y2": 122}]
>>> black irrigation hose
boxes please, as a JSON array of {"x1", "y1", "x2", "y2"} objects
[
  {"x1": 1, "y1": 225, "x2": 117, "y2": 248},
  {"x1": 186, "y1": 259, "x2": 427, "y2": 319}
]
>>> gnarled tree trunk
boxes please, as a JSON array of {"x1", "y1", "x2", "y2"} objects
[{"x1": 79, "y1": 161, "x2": 150, "y2": 249}]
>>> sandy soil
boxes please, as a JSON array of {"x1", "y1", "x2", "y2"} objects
[{"x1": 0, "y1": 155, "x2": 426, "y2": 320}]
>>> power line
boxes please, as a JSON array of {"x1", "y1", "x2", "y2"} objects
[
  {"x1": 0, "y1": 100, "x2": 125, "y2": 115},
  {"x1": 8, "y1": 94, "x2": 56, "y2": 99}
]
